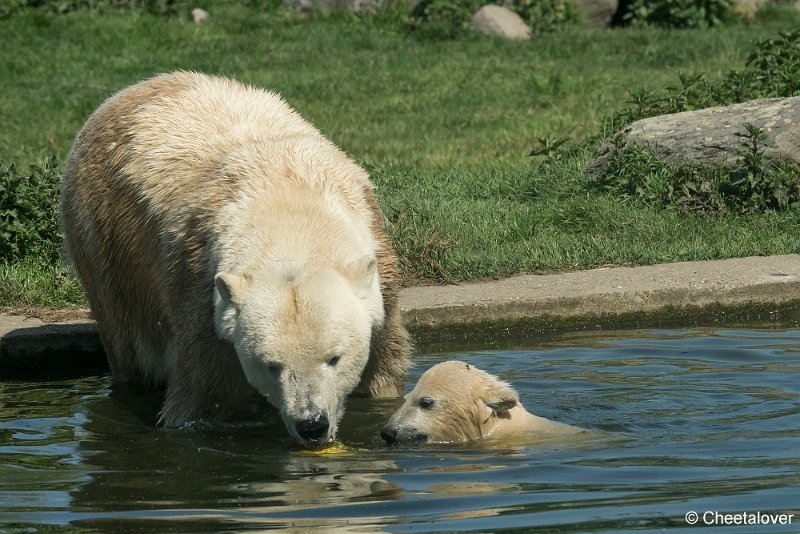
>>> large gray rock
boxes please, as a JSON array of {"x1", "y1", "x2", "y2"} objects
[
  {"x1": 572, "y1": 0, "x2": 618, "y2": 27},
  {"x1": 585, "y1": 97, "x2": 800, "y2": 176},
  {"x1": 472, "y1": 5, "x2": 531, "y2": 40}
]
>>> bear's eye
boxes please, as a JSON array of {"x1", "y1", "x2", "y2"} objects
[
  {"x1": 267, "y1": 362, "x2": 283, "y2": 374},
  {"x1": 418, "y1": 396, "x2": 436, "y2": 410},
  {"x1": 327, "y1": 355, "x2": 341, "y2": 367}
]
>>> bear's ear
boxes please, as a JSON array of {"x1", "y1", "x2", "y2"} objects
[
  {"x1": 344, "y1": 255, "x2": 378, "y2": 294},
  {"x1": 481, "y1": 379, "x2": 519, "y2": 417},
  {"x1": 215, "y1": 272, "x2": 248, "y2": 306}
]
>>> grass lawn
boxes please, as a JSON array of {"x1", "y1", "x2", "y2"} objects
[{"x1": 1, "y1": 2, "x2": 800, "y2": 307}]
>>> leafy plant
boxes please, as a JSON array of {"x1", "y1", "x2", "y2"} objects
[
  {"x1": 740, "y1": 29, "x2": 800, "y2": 98},
  {"x1": 0, "y1": 156, "x2": 62, "y2": 262},
  {"x1": 605, "y1": 29, "x2": 800, "y2": 133},
  {"x1": 528, "y1": 135, "x2": 573, "y2": 160},
  {"x1": 591, "y1": 125, "x2": 800, "y2": 215},
  {"x1": 622, "y1": 0, "x2": 732, "y2": 28},
  {"x1": 726, "y1": 123, "x2": 800, "y2": 212},
  {"x1": 511, "y1": 0, "x2": 579, "y2": 34},
  {"x1": 606, "y1": 72, "x2": 717, "y2": 131},
  {"x1": 409, "y1": 0, "x2": 483, "y2": 39}
]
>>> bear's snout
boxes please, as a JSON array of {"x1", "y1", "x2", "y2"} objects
[
  {"x1": 381, "y1": 424, "x2": 427, "y2": 444},
  {"x1": 296, "y1": 413, "x2": 330, "y2": 443},
  {"x1": 380, "y1": 426, "x2": 398, "y2": 444}
]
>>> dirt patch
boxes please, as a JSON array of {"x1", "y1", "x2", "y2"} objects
[{"x1": 0, "y1": 307, "x2": 92, "y2": 323}]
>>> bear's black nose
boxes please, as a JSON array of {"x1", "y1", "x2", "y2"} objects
[
  {"x1": 380, "y1": 426, "x2": 398, "y2": 444},
  {"x1": 296, "y1": 414, "x2": 329, "y2": 442}
]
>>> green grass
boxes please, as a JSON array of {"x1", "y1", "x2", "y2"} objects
[
  {"x1": 0, "y1": 257, "x2": 85, "y2": 308},
  {"x1": 1, "y1": 2, "x2": 800, "y2": 308},
  {"x1": 4, "y1": 4, "x2": 799, "y2": 168},
  {"x1": 372, "y1": 155, "x2": 800, "y2": 283}
]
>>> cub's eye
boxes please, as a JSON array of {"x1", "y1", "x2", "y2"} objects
[
  {"x1": 267, "y1": 362, "x2": 283, "y2": 374},
  {"x1": 418, "y1": 396, "x2": 436, "y2": 410},
  {"x1": 327, "y1": 355, "x2": 341, "y2": 367}
]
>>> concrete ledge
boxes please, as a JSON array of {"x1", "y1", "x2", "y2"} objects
[
  {"x1": 0, "y1": 314, "x2": 104, "y2": 374},
  {"x1": 400, "y1": 254, "x2": 800, "y2": 329},
  {"x1": 2, "y1": 254, "x2": 799, "y2": 374}
]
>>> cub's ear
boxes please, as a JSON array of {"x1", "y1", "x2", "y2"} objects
[
  {"x1": 215, "y1": 272, "x2": 248, "y2": 306},
  {"x1": 480, "y1": 378, "x2": 519, "y2": 417},
  {"x1": 344, "y1": 255, "x2": 378, "y2": 294}
]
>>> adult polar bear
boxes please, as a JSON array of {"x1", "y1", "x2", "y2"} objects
[{"x1": 60, "y1": 71, "x2": 411, "y2": 447}]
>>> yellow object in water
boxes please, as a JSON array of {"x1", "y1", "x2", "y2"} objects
[{"x1": 299, "y1": 442, "x2": 353, "y2": 456}]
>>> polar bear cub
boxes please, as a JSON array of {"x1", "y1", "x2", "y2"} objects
[{"x1": 381, "y1": 361, "x2": 581, "y2": 444}]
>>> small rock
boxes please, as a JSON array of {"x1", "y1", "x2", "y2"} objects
[
  {"x1": 192, "y1": 7, "x2": 209, "y2": 23},
  {"x1": 472, "y1": 5, "x2": 531, "y2": 40},
  {"x1": 731, "y1": 0, "x2": 768, "y2": 20}
]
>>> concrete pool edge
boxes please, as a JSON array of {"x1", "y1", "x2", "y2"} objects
[{"x1": 2, "y1": 254, "x2": 800, "y2": 371}]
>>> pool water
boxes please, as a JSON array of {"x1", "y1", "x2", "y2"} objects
[{"x1": 2, "y1": 324, "x2": 799, "y2": 532}]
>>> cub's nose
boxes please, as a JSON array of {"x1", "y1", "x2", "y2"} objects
[
  {"x1": 380, "y1": 426, "x2": 398, "y2": 444},
  {"x1": 296, "y1": 413, "x2": 329, "y2": 443}
]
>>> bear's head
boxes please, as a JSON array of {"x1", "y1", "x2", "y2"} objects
[
  {"x1": 380, "y1": 360, "x2": 519, "y2": 444},
  {"x1": 214, "y1": 255, "x2": 384, "y2": 447}
]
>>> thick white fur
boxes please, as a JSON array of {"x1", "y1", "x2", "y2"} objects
[
  {"x1": 382, "y1": 361, "x2": 581, "y2": 444},
  {"x1": 60, "y1": 71, "x2": 410, "y2": 446}
]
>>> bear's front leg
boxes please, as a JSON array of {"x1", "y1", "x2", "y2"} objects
[
  {"x1": 355, "y1": 311, "x2": 412, "y2": 398},
  {"x1": 159, "y1": 339, "x2": 259, "y2": 426}
]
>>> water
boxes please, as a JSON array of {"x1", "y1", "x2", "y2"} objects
[{"x1": 2, "y1": 324, "x2": 800, "y2": 533}]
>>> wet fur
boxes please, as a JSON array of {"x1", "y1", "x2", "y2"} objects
[
  {"x1": 61, "y1": 71, "x2": 411, "y2": 435},
  {"x1": 383, "y1": 361, "x2": 579, "y2": 444}
]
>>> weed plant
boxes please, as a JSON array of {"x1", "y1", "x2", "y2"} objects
[
  {"x1": 591, "y1": 124, "x2": 800, "y2": 215},
  {"x1": 0, "y1": 156, "x2": 62, "y2": 262},
  {"x1": 623, "y1": 0, "x2": 733, "y2": 28},
  {"x1": 589, "y1": 28, "x2": 800, "y2": 217},
  {"x1": 607, "y1": 29, "x2": 800, "y2": 130},
  {"x1": 509, "y1": 0, "x2": 580, "y2": 34}
]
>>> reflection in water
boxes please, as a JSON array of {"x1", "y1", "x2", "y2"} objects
[
  {"x1": 1, "y1": 326, "x2": 799, "y2": 532},
  {"x1": 67, "y1": 393, "x2": 406, "y2": 522}
]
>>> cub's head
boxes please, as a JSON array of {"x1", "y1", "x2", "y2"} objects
[
  {"x1": 381, "y1": 361, "x2": 519, "y2": 444},
  {"x1": 214, "y1": 256, "x2": 384, "y2": 447}
]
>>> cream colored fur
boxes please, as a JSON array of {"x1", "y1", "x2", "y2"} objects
[
  {"x1": 382, "y1": 360, "x2": 580, "y2": 444},
  {"x1": 60, "y1": 71, "x2": 411, "y2": 446}
]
